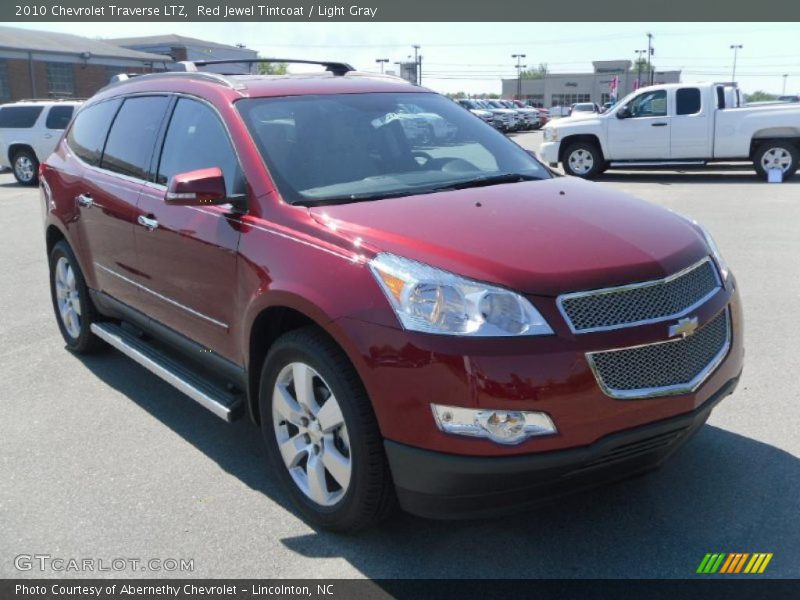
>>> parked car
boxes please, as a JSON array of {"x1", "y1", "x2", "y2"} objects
[
  {"x1": 540, "y1": 82, "x2": 800, "y2": 180},
  {"x1": 472, "y1": 99, "x2": 516, "y2": 132},
  {"x1": 777, "y1": 95, "x2": 800, "y2": 103},
  {"x1": 500, "y1": 99, "x2": 540, "y2": 129},
  {"x1": 571, "y1": 102, "x2": 602, "y2": 115},
  {"x1": 548, "y1": 105, "x2": 572, "y2": 118},
  {"x1": 454, "y1": 98, "x2": 496, "y2": 127},
  {"x1": 536, "y1": 107, "x2": 550, "y2": 126},
  {"x1": 0, "y1": 99, "x2": 82, "y2": 185},
  {"x1": 511, "y1": 100, "x2": 544, "y2": 129},
  {"x1": 482, "y1": 99, "x2": 522, "y2": 131},
  {"x1": 42, "y1": 60, "x2": 743, "y2": 531}
]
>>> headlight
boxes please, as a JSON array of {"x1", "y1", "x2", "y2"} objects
[
  {"x1": 543, "y1": 127, "x2": 558, "y2": 142},
  {"x1": 369, "y1": 253, "x2": 553, "y2": 336},
  {"x1": 697, "y1": 224, "x2": 730, "y2": 281},
  {"x1": 431, "y1": 404, "x2": 557, "y2": 445}
]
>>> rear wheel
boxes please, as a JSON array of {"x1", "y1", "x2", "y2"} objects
[
  {"x1": 562, "y1": 142, "x2": 605, "y2": 178},
  {"x1": 259, "y1": 327, "x2": 396, "y2": 531},
  {"x1": 12, "y1": 149, "x2": 39, "y2": 186},
  {"x1": 48, "y1": 240, "x2": 104, "y2": 353},
  {"x1": 753, "y1": 142, "x2": 798, "y2": 181}
]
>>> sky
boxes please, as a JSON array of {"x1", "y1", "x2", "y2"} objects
[{"x1": 11, "y1": 21, "x2": 800, "y2": 96}]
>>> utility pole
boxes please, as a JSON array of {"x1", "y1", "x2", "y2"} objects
[
  {"x1": 375, "y1": 58, "x2": 389, "y2": 74},
  {"x1": 646, "y1": 33, "x2": 654, "y2": 85},
  {"x1": 412, "y1": 45, "x2": 421, "y2": 85},
  {"x1": 730, "y1": 44, "x2": 743, "y2": 83},
  {"x1": 635, "y1": 49, "x2": 647, "y2": 88},
  {"x1": 783, "y1": 74, "x2": 789, "y2": 95},
  {"x1": 512, "y1": 53, "x2": 527, "y2": 100}
]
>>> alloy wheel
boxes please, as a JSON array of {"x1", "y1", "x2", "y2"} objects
[
  {"x1": 568, "y1": 149, "x2": 594, "y2": 175},
  {"x1": 272, "y1": 362, "x2": 352, "y2": 507},
  {"x1": 760, "y1": 147, "x2": 792, "y2": 173},
  {"x1": 14, "y1": 155, "x2": 35, "y2": 183},
  {"x1": 54, "y1": 256, "x2": 82, "y2": 339}
]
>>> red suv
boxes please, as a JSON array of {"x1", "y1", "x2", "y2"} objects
[{"x1": 41, "y1": 60, "x2": 743, "y2": 531}]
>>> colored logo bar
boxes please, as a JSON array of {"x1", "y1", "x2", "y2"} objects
[{"x1": 697, "y1": 553, "x2": 773, "y2": 574}]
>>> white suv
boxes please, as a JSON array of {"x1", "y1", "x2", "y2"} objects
[{"x1": 0, "y1": 100, "x2": 82, "y2": 185}]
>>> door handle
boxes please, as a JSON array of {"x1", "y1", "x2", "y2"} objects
[
  {"x1": 137, "y1": 215, "x2": 159, "y2": 231},
  {"x1": 43, "y1": 133, "x2": 52, "y2": 139},
  {"x1": 76, "y1": 193, "x2": 93, "y2": 208},
  {"x1": 651, "y1": 122, "x2": 668, "y2": 127}
]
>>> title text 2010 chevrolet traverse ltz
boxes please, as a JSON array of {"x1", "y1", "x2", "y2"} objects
[{"x1": 41, "y1": 60, "x2": 743, "y2": 531}]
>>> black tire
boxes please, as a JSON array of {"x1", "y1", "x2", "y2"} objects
[
  {"x1": 753, "y1": 141, "x2": 799, "y2": 181},
  {"x1": 259, "y1": 327, "x2": 396, "y2": 532},
  {"x1": 12, "y1": 148, "x2": 39, "y2": 186},
  {"x1": 48, "y1": 240, "x2": 105, "y2": 353},
  {"x1": 562, "y1": 141, "x2": 605, "y2": 179}
]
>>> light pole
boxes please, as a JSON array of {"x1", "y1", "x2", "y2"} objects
[
  {"x1": 783, "y1": 74, "x2": 789, "y2": 95},
  {"x1": 635, "y1": 49, "x2": 647, "y2": 88},
  {"x1": 512, "y1": 53, "x2": 527, "y2": 100},
  {"x1": 646, "y1": 33, "x2": 654, "y2": 85},
  {"x1": 375, "y1": 58, "x2": 389, "y2": 74},
  {"x1": 412, "y1": 45, "x2": 421, "y2": 85},
  {"x1": 730, "y1": 44, "x2": 743, "y2": 83}
]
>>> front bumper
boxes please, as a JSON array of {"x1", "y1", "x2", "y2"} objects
[
  {"x1": 386, "y1": 374, "x2": 739, "y2": 519},
  {"x1": 539, "y1": 140, "x2": 561, "y2": 165}
]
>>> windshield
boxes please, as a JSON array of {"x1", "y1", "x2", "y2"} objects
[{"x1": 237, "y1": 92, "x2": 550, "y2": 205}]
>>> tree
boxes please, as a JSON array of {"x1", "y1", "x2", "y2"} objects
[
  {"x1": 744, "y1": 90, "x2": 778, "y2": 102},
  {"x1": 632, "y1": 58, "x2": 652, "y2": 74},
  {"x1": 520, "y1": 63, "x2": 548, "y2": 80},
  {"x1": 257, "y1": 60, "x2": 288, "y2": 75}
]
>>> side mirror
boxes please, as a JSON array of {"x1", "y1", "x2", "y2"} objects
[
  {"x1": 165, "y1": 167, "x2": 228, "y2": 206},
  {"x1": 616, "y1": 107, "x2": 631, "y2": 119}
]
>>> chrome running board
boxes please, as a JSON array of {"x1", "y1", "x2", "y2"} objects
[{"x1": 90, "y1": 322, "x2": 242, "y2": 422}]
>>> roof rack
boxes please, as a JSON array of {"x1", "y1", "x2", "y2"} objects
[
  {"x1": 177, "y1": 58, "x2": 355, "y2": 76},
  {"x1": 102, "y1": 71, "x2": 245, "y2": 91}
]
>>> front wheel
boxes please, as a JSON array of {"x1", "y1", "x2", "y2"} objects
[
  {"x1": 259, "y1": 327, "x2": 396, "y2": 531},
  {"x1": 562, "y1": 142, "x2": 605, "y2": 178},
  {"x1": 753, "y1": 142, "x2": 798, "y2": 181},
  {"x1": 48, "y1": 240, "x2": 105, "y2": 353}
]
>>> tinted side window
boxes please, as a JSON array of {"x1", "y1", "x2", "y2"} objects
[
  {"x1": 628, "y1": 90, "x2": 667, "y2": 118},
  {"x1": 676, "y1": 88, "x2": 701, "y2": 115},
  {"x1": 0, "y1": 106, "x2": 44, "y2": 128},
  {"x1": 46, "y1": 105, "x2": 75, "y2": 129},
  {"x1": 102, "y1": 96, "x2": 170, "y2": 180},
  {"x1": 157, "y1": 98, "x2": 243, "y2": 195},
  {"x1": 65, "y1": 100, "x2": 121, "y2": 166}
]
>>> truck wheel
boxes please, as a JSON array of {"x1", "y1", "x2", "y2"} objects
[
  {"x1": 562, "y1": 142, "x2": 604, "y2": 178},
  {"x1": 12, "y1": 149, "x2": 39, "y2": 186},
  {"x1": 259, "y1": 327, "x2": 396, "y2": 531},
  {"x1": 48, "y1": 240, "x2": 105, "y2": 353},
  {"x1": 753, "y1": 142, "x2": 798, "y2": 181}
]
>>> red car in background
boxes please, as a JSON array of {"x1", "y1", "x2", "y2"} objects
[{"x1": 41, "y1": 60, "x2": 743, "y2": 531}]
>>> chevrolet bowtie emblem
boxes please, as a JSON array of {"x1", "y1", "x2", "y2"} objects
[{"x1": 669, "y1": 316, "x2": 699, "y2": 338}]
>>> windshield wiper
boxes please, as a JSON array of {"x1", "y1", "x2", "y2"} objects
[
  {"x1": 430, "y1": 172, "x2": 543, "y2": 192},
  {"x1": 293, "y1": 188, "x2": 426, "y2": 207}
]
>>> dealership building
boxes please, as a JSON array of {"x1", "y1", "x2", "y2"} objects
[
  {"x1": 108, "y1": 34, "x2": 258, "y2": 73},
  {"x1": 501, "y1": 60, "x2": 682, "y2": 107},
  {"x1": 0, "y1": 26, "x2": 172, "y2": 102}
]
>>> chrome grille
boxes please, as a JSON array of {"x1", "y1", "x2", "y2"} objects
[
  {"x1": 587, "y1": 309, "x2": 730, "y2": 399},
  {"x1": 558, "y1": 258, "x2": 720, "y2": 333}
]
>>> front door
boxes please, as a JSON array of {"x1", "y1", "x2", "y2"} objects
[
  {"x1": 606, "y1": 89, "x2": 670, "y2": 160},
  {"x1": 134, "y1": 97, "x2": 245, "y2": 362}
]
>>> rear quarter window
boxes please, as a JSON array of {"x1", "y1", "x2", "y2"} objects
[
  {"x1": 45, "y1": 105, "x2": 75, "y2": 130},
  {"x1": 65, "y1": 99, "x2": 121, "y2": 166},
  {"x1": 0, "y1": 106, "x2": 44, "y2": 128},
  {"x1": 676, "y1": 88, "x2": 702, "y2": 116}
]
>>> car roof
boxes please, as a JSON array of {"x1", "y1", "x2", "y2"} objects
[
  {"x1": 1, "y1": 99, "x2": 83, "y2": 107},
  {"x1": 93, "y1": 70, "x2": 430, "y2": 104}
]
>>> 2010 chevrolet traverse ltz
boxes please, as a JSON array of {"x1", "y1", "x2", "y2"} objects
[{"x1": 41, "y1": 59, "x2": 743, "y2": 531}]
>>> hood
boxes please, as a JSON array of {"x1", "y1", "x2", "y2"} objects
[{"x1": 309, "y1": 177, "x2": 708, "y2": 297}]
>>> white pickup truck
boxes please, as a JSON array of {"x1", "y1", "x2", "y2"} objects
[{"x1": 539, "y1": 82, "x2": 800, "y2": 180}]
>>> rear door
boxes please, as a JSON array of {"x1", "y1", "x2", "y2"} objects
[
  {"x1": 606, "y1": 89, "x2": 670, "y2": 159},
  {"x1": 670, "y1": 87, "x2": 712, "y2": 159},
  {"x1": 69, "y1": 96, "x2": 170, "y2": 308},
  {"x1": 134, "y1": 96, "x2": 245, "y2": 362}
]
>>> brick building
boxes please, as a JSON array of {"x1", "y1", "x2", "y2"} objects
[{"x1": 0, "y1": 26, "x2": 172, "y2": 102}]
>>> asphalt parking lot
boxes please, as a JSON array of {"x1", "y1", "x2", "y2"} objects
[{"x1": 1, "y1": 134, "x2": 799, "y2": 579}]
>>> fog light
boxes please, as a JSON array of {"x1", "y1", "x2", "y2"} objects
[{"x1": 431, "y1": 404, "x2": 557, "y2": 445}]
